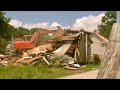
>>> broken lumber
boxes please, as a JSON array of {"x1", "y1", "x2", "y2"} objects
[
  {"x1": 27, "y1": 44, "x2": 53, "y2": 55},
  {"x1": 16, "y1": 55, "x2": 43, "y2": 64},
  {"x1": 43, "y1": 56, "x2": 50, "y2": 65},
  {"x1": 64, "y1": 66, "x2": 79, "y2": 70}
]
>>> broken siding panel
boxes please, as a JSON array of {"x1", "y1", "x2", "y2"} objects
[
  {"x1": 53, "y1": 41, "x2": 73, "y2": 56},
  {"x1": 66, "y1": 41, "x2": 77, "y2": 57}
]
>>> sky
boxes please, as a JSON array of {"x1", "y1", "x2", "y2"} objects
[{"x1": 5, "y1": 11, "x2": 106, "y2": 32}]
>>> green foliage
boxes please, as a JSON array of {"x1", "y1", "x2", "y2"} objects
[
  {"x1": 29, "y1": 28, "x2": 41, "y2": 34},
  {"x1": 98, "y1": 11, "x2": 116, "y2": 39},
  {"x1": 0, "y1": 11, "x2": 41, "y2": 52},
  {"x1": 17, "y1": 27, "x2": 30, "y2": 37},
  {"x1": 0, "y1": 11, "x2": 10, "y2": 39},
  {"x1": 0, "y1": 38, "x2": 7, "y2": 53},
  {"x1": 6, "y1": 25, "x2": 30, "y2": 38},
  {"x1": 0, "y1": 63, "x2": 100, "y2": 79},
  {"x1": 0, "y1": 11, "x2": 11, "y2": 53}
]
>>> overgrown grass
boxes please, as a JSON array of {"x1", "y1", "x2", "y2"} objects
[
  {"x1": 0, "y1": 65, "x2": 77, "y2": 79},
  {"x1": 0, "y1": 63, "x2": 100, "y2": 79}
]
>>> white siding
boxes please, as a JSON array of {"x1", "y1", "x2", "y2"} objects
[{"x1": 91, "y1": 37, "x2": 106, "y2": 58}]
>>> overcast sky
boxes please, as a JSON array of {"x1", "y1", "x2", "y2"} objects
[{"x1": 5, "y1": 11, "x2": 106, "y2": 32}]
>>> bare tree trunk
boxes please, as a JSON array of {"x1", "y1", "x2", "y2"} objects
[{"x1": 97, "y1": 23, "x2": 120, "y2": 79}]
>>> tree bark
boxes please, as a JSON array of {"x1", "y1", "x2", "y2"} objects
[{"x1": 97, "y1": 23, "x2": 120, "y2": 79}]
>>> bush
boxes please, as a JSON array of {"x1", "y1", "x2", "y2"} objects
[{"x1": 0, "y1": 38, "x2": 7, "y2": 53}]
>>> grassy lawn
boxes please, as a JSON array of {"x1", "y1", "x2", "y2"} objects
[
  {"x1": 0, "y1": 63, "x2": 100, "y2": 79},
  {"x1": 80, "y1": 64, "x2": 100, "y2": 72}
]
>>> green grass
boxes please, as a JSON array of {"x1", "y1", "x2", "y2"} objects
[
  {"x1": 0, "y1": 63, "x2": 100, "y2": 79},
  {"x1": 0, "y1": 65, "x2": 77, "y2": 79},
  {"x1": 80, "y1": 63, "x2": 100, "y2": 72}
]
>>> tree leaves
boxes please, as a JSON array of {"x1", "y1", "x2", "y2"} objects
[{"x1": 98, "y1": 11, "x2": 116, "y2": 39}]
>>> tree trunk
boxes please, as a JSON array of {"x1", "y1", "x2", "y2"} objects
[{"x1": 97, "y1": 23, "x2": 120, "y2": 79}]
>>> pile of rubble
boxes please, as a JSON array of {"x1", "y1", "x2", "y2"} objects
[
  {"x1": 1, "y1": 32, "x2": 82, "y2": 69},
  {"x1": 0, "y1": 45, "x2": 81, "y2": 70},
  {"x1": 0, "y1": 53, "x2": 80, "y2": 69},
  {"x1": 0, "y1": 44, "x2": 53, "y2": 66},
  {"x1": 0, "y1": 52, "x2": 52, "y2": 67}
]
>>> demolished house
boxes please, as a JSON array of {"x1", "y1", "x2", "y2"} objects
[
  {"x1": 0, "y1": 26, "x2": 108, "y2": 68},
  {"x1": 52, "y1": 29, "x2": 93, "y2": 65},
  {"x1": 49, "y1": 29, "x2": 108, "y2": 65}
]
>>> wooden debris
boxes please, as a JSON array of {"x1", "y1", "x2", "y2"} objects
[
  {"x1": 16, "y1": 55, "x2": 43, "y2": 64},
  {"x1": 27, "y1": 44, "x2": 53, "y2": 55},
  {"x1": 64, "y1": 65, "x2": 79, "y2": 70},
  {"x1": 22, "y1": 51, "x2": 29, "y2": 58},
  {"x1": 43, "y1": 56, "x2": 50, "y2": 65}
]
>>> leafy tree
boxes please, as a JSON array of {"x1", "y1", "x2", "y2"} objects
[
  {"x1": 0, "y1": 11, "x2": 11, "y2": 39},
  {"x1": 98, "y1": 11, "x2": 116, "y2": 39},
  {"x1": 17, "y1": 27, "x2": 30, "y2": 37},
  {"x1": 0, "y1": 11, "x2": 11, "y2": 53}
]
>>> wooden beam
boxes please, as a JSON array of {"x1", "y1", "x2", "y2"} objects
[{"x1": 43, "y1": 56, "x2": 50, "y2": 65}]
